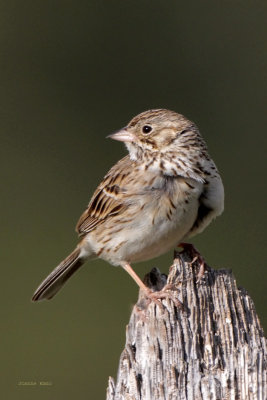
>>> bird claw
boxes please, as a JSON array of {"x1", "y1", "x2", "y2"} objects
[
  {"x1": 178, "y1": 242, "x2": 206, "y2": 281},
  {"x1": 142, "y1": 283, "x2": 183, "y2": 310}
]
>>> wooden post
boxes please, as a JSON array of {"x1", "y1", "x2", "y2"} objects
[{"x1": 106, "y1": 249, "x2": 266, "y2": 400}]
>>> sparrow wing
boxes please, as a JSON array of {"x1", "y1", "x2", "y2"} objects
[{"x1": 76, "y1": 156, "x2": 132, "y2": 236}]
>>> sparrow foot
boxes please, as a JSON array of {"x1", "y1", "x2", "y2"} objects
[
  {"x1": 178, "y1": 242, "x2": 206, "y2": 281},
  {"x1": 140, "y1": 283, "x2": 183, "y2": 310},
  {"x1": 122, "y1": 262, "x2": 183, "y2": 310}
]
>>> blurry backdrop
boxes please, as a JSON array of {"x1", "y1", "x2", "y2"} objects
[{"x1": 1, "y1": 1, "x2": 266, "y2": 399}]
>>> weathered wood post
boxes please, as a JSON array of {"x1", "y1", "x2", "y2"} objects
[{"x1": 106, "y1": 249, "x2": 266, "y2": 400}]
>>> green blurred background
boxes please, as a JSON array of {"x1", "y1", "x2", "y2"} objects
[{"x1": 1, "y1": 1, "x2": 266, "y2": 399}]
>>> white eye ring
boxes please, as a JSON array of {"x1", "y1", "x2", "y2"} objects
[{"x1": 142, "y1": 125, "x2": 152, "y2": 134}]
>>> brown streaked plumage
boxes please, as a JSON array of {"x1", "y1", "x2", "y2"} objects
[{"x1": 32, "y1": 109, "x2": 224, "y2": 303}]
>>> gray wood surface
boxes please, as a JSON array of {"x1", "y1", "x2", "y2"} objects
[{"x1": 106, "y1": 250, "x2": 266, "y2": 400}]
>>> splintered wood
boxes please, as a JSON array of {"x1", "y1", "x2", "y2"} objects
[{"x1": 106, "y1": 250, "x2": 266, "y2": 400}]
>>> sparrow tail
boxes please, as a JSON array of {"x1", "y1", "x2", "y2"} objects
[{"x1": 32, "y1": 248, "x2": 86, "y2": 301}]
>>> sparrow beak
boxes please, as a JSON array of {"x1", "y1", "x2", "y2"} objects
[{"x1": 107, "y1": 128, "x2": 136, "y2": 143}]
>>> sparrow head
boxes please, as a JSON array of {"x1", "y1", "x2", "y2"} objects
[{"x1": 108, "y1": 109, "x2": 207, "y2": 161}]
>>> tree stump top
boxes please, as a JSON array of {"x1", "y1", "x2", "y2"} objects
[{"x1": 107, "y1": 250, "x2": 266, "y2": 400}]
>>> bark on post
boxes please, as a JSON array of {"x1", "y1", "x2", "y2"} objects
[{"x1": 106, "y1": 249, "x2": 266, "y2": 400}]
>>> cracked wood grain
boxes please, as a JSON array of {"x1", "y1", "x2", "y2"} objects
[{"x1": 106, "y1": 250, "x2": 266, "y2": 400}]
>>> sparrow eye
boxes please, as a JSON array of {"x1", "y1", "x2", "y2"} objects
[{"x1": 142, "y1": 125, "x2": 152, "y2": 134}]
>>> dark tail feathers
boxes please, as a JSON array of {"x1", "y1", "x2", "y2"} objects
[{"x1": 32, "y1": 248, "x2": 84, "y2": 301}]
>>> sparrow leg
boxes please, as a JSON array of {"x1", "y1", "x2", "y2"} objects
[
  {"x1": 178, "y1": 242, "x2": 206, "y2": 281},
  {"x1": 121, "y1": 262, "x2": 182, "y2": 309}
]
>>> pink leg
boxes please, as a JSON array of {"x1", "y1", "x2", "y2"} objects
[
  {"x1": 121, "y1": 262, "x2": 182, "y2": 309},
  {"x1": 122, "y1": 262, "x2": 152, "y2": 294}
]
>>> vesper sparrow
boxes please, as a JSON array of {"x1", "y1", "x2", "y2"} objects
[{"x1": 32, "y1": 109, "x2": 224, "y2": 302}]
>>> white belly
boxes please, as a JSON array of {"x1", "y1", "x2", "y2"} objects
[
  {"x1": 88, "y1": 196, "x2": 199, "y2": 265},
  {"x1": 84, "y1": 179, "x2": 203, "y2": 266},
  {"x1": 118, "y1": 199, "x2": 199, "y2": 263}
]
